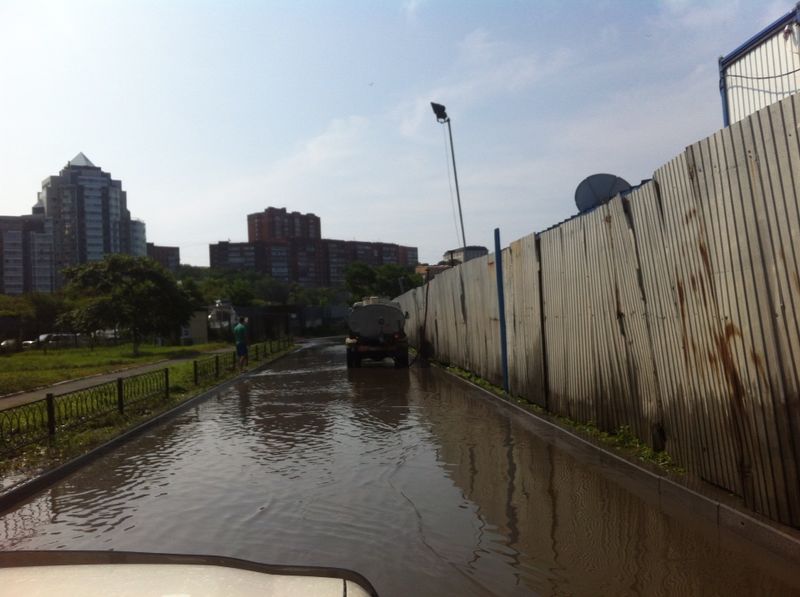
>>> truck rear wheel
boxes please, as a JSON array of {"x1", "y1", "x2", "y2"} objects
[
  {"x1": 394, "y1": 349, "x2": 409, "y2": 368},
  {"x1": 346, "y1": 350, "x2": 361, "y2": 368}
]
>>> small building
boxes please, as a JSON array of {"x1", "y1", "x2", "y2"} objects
[
  {"x1": 441, "y1": 245, "x2": 488, "y2": 265},
  {"x1": 181, "y1": 309, "x2": 209, "y2": 345},
  {"x1": 416, "y1": 263, "x2": 451, "y2": 281}
]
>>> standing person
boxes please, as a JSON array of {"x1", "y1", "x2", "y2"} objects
[{"x1": 233, "y1": 316, "x2": 248, "y2": 371}]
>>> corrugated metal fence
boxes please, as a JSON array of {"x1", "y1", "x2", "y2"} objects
[{"x1": 396, "y1": 93, "x2": 800, "y2": 528}]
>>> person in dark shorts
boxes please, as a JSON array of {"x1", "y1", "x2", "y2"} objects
[{"x1": 233, "y1": 316, "x2": 248, "y2": 371}]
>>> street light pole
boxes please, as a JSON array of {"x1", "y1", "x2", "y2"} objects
[{"x1": 431, "y1": 102, "x2": 467, "y2": 249}]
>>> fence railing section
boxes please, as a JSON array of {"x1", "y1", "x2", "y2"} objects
[
  {"x1": 191, "y1": 338, "x2": 289, "y2": 385},
  {"x1": 0, "y1": 336, "x2": 292, "y2": 456},
  {"x1": 397, "y1": 93, "x2": 800, "y2": 529}
]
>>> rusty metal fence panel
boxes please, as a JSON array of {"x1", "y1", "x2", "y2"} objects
[
  {"x1": 539, "y1": 226, "x2": 566, "y2": 414},
  {"x1": 684, "y1": 103, "x2": 800, "y2": 525},
  {"x1": 461, "y1": 254, "x2": 502, "y2": 385},
  {"x1": 395, "y1": 93, "x2": 800, "y2": 528},
  {"x1": 626, "y1": 181, "x2": 699, "y2": 471},
  {"x1": 503, "y1": 233, "x2": 546, "y2": 405}
]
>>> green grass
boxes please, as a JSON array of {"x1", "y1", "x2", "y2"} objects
[
  {"x1": 0, "y1": 342, "x2": 229, "y2": 395},
  {"x1": 443, "y1": 363, "x2": 683, "y2": 474}
]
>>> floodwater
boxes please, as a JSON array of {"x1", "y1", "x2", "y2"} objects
[{"x1": 1, "y1": 339, "x2": 798, "y2": 596}]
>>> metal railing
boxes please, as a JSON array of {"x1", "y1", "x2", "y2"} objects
[
  {"x1": 0, "y1": 369, "x2": 168, "y2": 455},
  {"x1": 0, "y1": 336, "x2": 292, "y2": 456},
  {"x1": 192, "y1": 338, "x2": 291, "y2": 385}
]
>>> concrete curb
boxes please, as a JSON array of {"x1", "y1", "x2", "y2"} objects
[
  {"x1": 0, "y1": 347, "x2": 298, "y2": 515},
  {"x1": 446, "y1": 370, "x2": 800, "y2": 564}
]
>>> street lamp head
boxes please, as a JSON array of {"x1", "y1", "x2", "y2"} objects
[{"x1": 431, "y1": 102, "x2": 449, "y2": 122}]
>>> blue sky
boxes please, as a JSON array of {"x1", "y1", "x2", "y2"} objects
[{"x1": 0, "y1": 0, "x2": 793, "y2": 266}]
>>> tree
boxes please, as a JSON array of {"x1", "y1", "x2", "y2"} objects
[
  {"x1": 344, "y1": 262, "x2": 377, "y2": 301},
  {"x1": 62, "y1": 255, "x2": 197, "y2": 355},
  {"x1": 373, "y1": 264, "x2": 423, "y2": 297},
  {"x1": 344, "y1": 262, "x2": 423, "y2": 302},
  {"x1": 177, "y1": 266, "x2": 291, "y2": 307},
  {"x1": 26, "y1": 292, "x2": 66, "y2": 336}
]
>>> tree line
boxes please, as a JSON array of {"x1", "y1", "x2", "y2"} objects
[{"x1": 0, "y1": 256, "x2": 423, "y2": 352}]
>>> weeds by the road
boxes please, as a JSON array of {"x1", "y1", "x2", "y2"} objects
[
  {"x1": 0, "y1": 342, "x2": 228, "y2": 396},
  {"x1": 444, "y1": 363, "x2": 683, "y2": 474}
]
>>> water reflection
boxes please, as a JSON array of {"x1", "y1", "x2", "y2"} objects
[
  {"x1": 412, "y1": 369, "x2": 800, "y2": 595},
  {"x1": 0, "y1": 341, "x2": 798, "y2": 597}
]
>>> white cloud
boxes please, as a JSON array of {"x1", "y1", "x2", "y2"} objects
[
  {"x1": 656, "y1": 0, "x2": 739, "y2": 27},
  {"x1": 402, "y1": 0, "x2": 426, "y2": 21},
  {"x1": 171, "y1": 21, "x2": 729, "y2": 266},
  {"x1": 395, "y1": 30, "x2": 574, "y2": 138}
]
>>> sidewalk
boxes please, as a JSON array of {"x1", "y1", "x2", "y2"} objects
[{"x1": 0, "y1": 347, "x2": 235, "y2": 412}]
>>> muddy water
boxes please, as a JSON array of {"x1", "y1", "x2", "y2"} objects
[{"x1": 1, "y1": 339, "x2": 798, "y2": 596}]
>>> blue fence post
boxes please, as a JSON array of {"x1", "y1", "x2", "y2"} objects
[{"x1": 494, "y1": 228, "x2": 510, "y2": 395}]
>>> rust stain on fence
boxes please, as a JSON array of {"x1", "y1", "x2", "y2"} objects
[
  {"x1": 749, "y1": 348, "x2": 767, "y2": 384},
  {"x1": 677, "y1": 278, "x2": 691, "y2": 364},
  {"x1": 713, "y1": 322, "x2": 753, "y2": 501}
]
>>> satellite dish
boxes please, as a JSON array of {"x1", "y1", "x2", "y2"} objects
[{"x1": 574, "y1": 173, "x2": 631, "y2": 213}]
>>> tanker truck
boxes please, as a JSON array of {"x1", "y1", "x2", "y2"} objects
[{"x1": 345, "y1": 297, "x2": 409, "y2": 368}]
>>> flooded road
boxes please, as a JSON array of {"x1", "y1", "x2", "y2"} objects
[{"x1": 1, "y1": 339, "x2": 798, "y2": 596}]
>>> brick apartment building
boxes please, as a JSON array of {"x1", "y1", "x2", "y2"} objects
[
  {"x1": 248, "y1": 207, "x2": 320, "y2": 242},
  {"x1": 210, "y1": 208, "x2": 418, "y2": 287},
  {"x1": 147, "y1": 243, "x2": 180, "y2": 273}
]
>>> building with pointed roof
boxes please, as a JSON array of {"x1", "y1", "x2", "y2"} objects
[
  {"x1": 36, "y1": 153, "x2": 143, "y2": 287},
  {"x1": 0, "y1": 154, "x2": 149, "y2": 293},
  {"x1": 68, "y1": 152, "x2": 95, "y2": 168}
]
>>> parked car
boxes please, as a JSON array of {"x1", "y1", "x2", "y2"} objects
[
  {"x1": 37, "y1": 333, "x2": 78, "y2": 348},
  {"x1": 0, "y1": 339, "x2": 18, "y2": 351}
]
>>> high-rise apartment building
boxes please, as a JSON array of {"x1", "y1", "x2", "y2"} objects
[
  {"x1": 248, "y1": 207, "x2": 321, "y2": 242},
  {"x1": 0, "y1": 154, "x2": 150, "y2": 293},
  {"x1": 0, "y1": 215, "x2": 54, "y2": 294},
  {"x1": 130, "y1": 220, "x2": 147, "y2": 257},
  {"x1": 209, "y1": 241, "x2": 291, "y2": 283},
  {"x1": 37, "y1": 153, "x2": 142, "y2": 285}
]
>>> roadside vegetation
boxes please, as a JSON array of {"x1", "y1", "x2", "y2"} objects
[
  {"x1": 444, "y1": 363, "x2": 683, "y2": 474},
  {"x1": 0, "y1": 259, "x2": 422, "y2": 354},
  {"x1": 0, "y1": 342, "x2": 295, "y2": 495},
  {"x1": 0, "y1": 342, "x2": 228, "y2": 396}
]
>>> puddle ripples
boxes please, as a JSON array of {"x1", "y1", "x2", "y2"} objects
[{"x1": 0, "y1": 342, "x2": 797, "y2": 597}]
